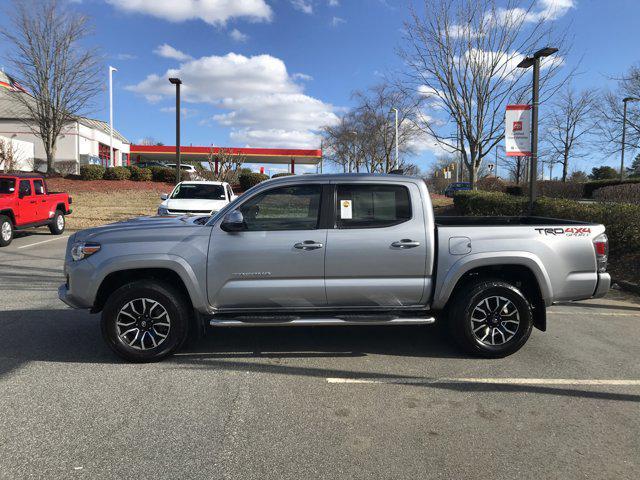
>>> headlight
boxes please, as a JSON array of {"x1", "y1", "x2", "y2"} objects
[
  {"x1": 157, "y1": 207, "x2": 169, "y2": 216},
  {"x1": 71, "y1": 242, "x2": 101, "y2": 261}
]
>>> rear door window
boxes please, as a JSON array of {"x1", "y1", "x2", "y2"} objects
[
  {"x1": 335, "y1": 184, "x2": 412, "y2": 229},
  {"x1": 33, "y1": 179, "x2": 45, "y2": 195}
]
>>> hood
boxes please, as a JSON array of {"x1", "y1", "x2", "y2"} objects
[
  {"x1": 74, "y1": 215, "x2": 208, "y2": 243},
  {"x1": 162, "y1": 198, "x2": 227, "y2": 213}
]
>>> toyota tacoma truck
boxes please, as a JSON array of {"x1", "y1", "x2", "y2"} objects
[
  {"x1": 0, "y1": 173, "x2": 72, "y2": 247},
  {"x1": 59, "y1": 174, "x2": 610, "y2": 362}
]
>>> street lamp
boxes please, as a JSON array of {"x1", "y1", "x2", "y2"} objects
[
  {"x1": 169, "y1": 77, "x2": 182, "y2": 183},
  {"x1": 391, "y1": 107, "x2": 399, "y2": 172},
  {"x1": 109, "y1": 66, "x2": 117, "y2": 167},
  {"x1": 517, "y1": 47, "x2": 558, "y2": 212},
  {"x1": 621, "y1": 96, "x2": 640, "y2": 181}
]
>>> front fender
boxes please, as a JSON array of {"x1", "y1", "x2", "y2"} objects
[
  {"x1": 89, "y1": 253, "x2": 209, "y2": 312},
  {"x1": 431, "y1": 251, "x2": 553, "y2": 310}
]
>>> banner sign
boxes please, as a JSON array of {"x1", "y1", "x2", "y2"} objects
[{"x1": 505, "y1": 105, "x2": 531, "y2": 157}]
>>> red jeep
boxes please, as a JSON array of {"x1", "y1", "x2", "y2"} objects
[{"x1": 0, "y1": 173, "x2": 72, "y2": 247}]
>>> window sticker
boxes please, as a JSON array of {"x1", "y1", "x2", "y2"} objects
[{"x1": 340, "y1": 199, "x2": 352, "y2": 219}]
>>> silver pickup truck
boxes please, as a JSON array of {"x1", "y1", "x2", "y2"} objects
[{"x1": 59, "y1": 174, "x2": 611, "y2": 362}]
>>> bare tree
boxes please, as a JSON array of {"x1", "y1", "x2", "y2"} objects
[
  {"x1": 0, "y1": 138, "x2": 18, "y2": 173},
  {"x1": 206, "y1": 148, "x2": 245, "y2": 182},
  {"x1": 595, "y1": 65, "x2": 640, "y2": 159},
  {"x1": 544, "y1": 87, "x2": 596, "y2": 181},
  {"x1": 400, "y1": 0, "x2": 568, "y2": 188},
  {"x1": 322, "y1": 82, "x2": 423, "y2": 174},
  {"x1": 1, "y1": 0, "x2": 101, "y2": 173},
  {"x1": 139, "y1": 137, "x2": 165, "y2": 146}
]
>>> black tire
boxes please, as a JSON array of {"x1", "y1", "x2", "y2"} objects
[
  {"x1": 447, "y1": 279, "x2": 533, "y2": 358},
  {"x1": 49, "y1": 210, "x2": 65, "y2": 235},
  {"x1": 0, "y1": 215, "x2": 13, "y2": 247},
  {"x1": 101, "y1": 280, "x2": 191, "y2": 362}
]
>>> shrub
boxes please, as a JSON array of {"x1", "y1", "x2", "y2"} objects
[
  {"x1": 80, "y1": 164, "x2": 106, "y2": 180},
  {"x1": 272, "y1": 172, "x2": 294, "y2": 179},
  {"x1": 128, "y1": 165, "x2": 152, "y2": 182},
  {"x1": 239, "y1": 172, "x2": 269, "y2": 190},
  {"x1": 536, "y1": 180, "x2": 583, "y2": 200},
  {"x1": 454, "y1": 191, "x2": 528, "y2": 216},
  {"x1": 593, "y1": 183, "x2": 640, "y2": 205},
  {"x1": 583, "y1": 178, "x2": 640, "y2": 198},
  {"x1": 476, "y1": 177, "x2": 506, "y2": 192},
  {"x1": 55, "y1": 160, "x2": 78, "y2": 176},
  {"x1": 103, "y1": 166, "x2": 132, "y2": 180},
  {"x1": 505, "y1": 185, "x2": 524, "y2": 196},
  {"x1": 149, "y1": 166, "x2": 177, "y2": 183}
]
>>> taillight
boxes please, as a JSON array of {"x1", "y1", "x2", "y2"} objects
[{"x1": 593, "y1": 233, "x2": 608, "y2": 273}]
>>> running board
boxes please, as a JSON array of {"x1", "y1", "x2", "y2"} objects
[{"x1": 209, "y1": 316, "x2": 436, "y2": 327}]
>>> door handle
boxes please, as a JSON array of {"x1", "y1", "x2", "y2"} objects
[
  {"x1": 294, "y1": 240, "x2": 324, "y2": 250},
  {"x1": 30, "y1": 200, "x2": 37, "y2": 204},
  {"x1": 391, "y1": 239, "x2": 421, "y2": 249}
]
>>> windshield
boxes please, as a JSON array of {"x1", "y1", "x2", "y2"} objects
[
  {"x1": 0, "y1": 178, "x2": 16, "y2": 194},
  {"x1": 171, "y1": 183, "x2": 226, "y2": 200}
]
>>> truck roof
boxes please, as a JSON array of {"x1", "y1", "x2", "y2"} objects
[
  {"x1": 266, "y1": 173, "x2": 423, "y2": 183},
  {"x1": 0, "y1": 173, "x2": 44, "y2": 179}
]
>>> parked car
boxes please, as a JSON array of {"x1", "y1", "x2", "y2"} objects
[
  {"x1": 444, "y1": 182, "x2": 472, "y2": 197},
  {"x1": 0, "y1": 173, "x2": 72, "y2": 247},
  {"x1": 60, "y1": 174, "x2": 610, "y2": 362},
  {"x1": 135, "y1": 161, "x2": 166, "y2": 169},
  {"x1": 157, "y1": 181, "x2": 236, "y2": 216}
]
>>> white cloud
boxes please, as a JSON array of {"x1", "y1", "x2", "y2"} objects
[
  {"x1": 330, "y1": 16, "x2": 345, "y2": 27},
  {"x1": 160, "y1": 106, "x2": 199, "y2": 118},
  {"x1": 328, "y1": 0, "x2": 339, "y2": 6},
  {"x1": 105, "y1": 0, "x2": 273, "y2": 26},
  {"x1": 114, "y1": 53, "x2": 137, "y2": 60},
  {"x1": 229, "y1": 28, "x2": 249, "y2": 42},
  {"x1": 127, "y1": 52, "x2": 338, "y2": 148},
  {"x1": 231, "y1": 129, "x2": 321, "y2": 149},
  {"x1": 154, "y1": 44, "x2": 193, "y2": 61},
  {"x1": 292, "y1": 73, "x2": 313, "y2": 81},
  {"x1": 290, "y1": 0, "x2": 313, "y2": 14}
]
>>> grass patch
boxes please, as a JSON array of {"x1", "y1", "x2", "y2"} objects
[{"x1": 67, "y1": 190, "x2": 162, "y2": 231}]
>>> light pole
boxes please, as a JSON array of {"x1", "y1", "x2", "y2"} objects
[
  {"x1": 109, "y1": 66, "x2": 117, "y2": 167},
  {"x1": 391, "y1": 107, "x2": 399, "y2": 172},
  {"x1": 169, "y1": 77, "x2": 182, "y2": 183},
  {"x1": 517, "y1": 47, "x2": 558, "y2": 212},
  {"x1": 621, "y1": 97, "x2": 640, "y2": 181}
]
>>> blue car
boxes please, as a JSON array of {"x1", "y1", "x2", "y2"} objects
[{"x1": 444, "y1": 182, "x2": 472, "y2": 197}]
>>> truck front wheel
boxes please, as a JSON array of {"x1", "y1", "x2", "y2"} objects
[
  {"x1": 101, "y1": 280, "x2": 191, "y2": 362},
  {"x1": 0, "y1": 215, "x2": 13, "y2": 247},
  {"x1": 448, "y1": 279, "x2": 533, "y2": 358}
]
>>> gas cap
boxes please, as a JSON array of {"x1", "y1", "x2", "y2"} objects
[{"x1": 449, "y1": 236, "x2": 472, "y2": 255}]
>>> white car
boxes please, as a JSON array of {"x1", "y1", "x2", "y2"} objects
[{"x1": 157, "y1": 181, "x2": 237, "y2": 216}]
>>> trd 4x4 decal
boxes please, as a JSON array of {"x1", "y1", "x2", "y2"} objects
[{"x1": 535, "y1": 227, "x2": 591, "y2": 237}]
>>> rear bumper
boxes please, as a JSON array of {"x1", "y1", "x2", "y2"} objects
[{"x1": 593, "y1": 273, "x2": 611, "y2": 299}]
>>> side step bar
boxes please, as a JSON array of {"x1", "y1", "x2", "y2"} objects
[{"x1": 209, "y1": 316, "x2": 436, "y2": 327}]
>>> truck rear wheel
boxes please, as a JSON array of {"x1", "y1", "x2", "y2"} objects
[
  {"x1": 0, "y1": 215, "x2": 13, "y2": 247},
  {"x1": 101, "y1": 280, "x2": 191, "y2": 362},
  {"x1": 49, "y1": 210, "x2": 65, "y2": 235},
  {"x1": 447, "y1": 279, "x2": 533, "y2": 358}
]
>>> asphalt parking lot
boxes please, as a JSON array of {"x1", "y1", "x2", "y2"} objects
[{"x1": 1, "y1": 231, "x2": 639, "y2": 480}]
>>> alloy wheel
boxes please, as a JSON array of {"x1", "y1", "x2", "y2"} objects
[
  {"x1": 116, "y1": 298, "x2": 171, "y2": 350},
  {"x1": 1, "y1": 221, "x2": 11, "y2": 242},
  {"x1": 470, "y1": 295, "x2": 520, "y2": 346}
]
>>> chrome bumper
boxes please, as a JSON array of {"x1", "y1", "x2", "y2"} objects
[{"x1": 593, "y1": 273, "x2": 611, "y2": 299}]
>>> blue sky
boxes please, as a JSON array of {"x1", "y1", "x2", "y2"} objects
[{"x1": 2, "y1": 0, "x2": 638, "y2": 174}]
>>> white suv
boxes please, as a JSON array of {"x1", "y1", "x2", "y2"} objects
[{"x1": 157, "y1": 181, "x2": 237, "y2": 216}]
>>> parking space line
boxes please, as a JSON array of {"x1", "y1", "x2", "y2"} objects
[
  {"x1": 17, "y1": 236, "x2": 69, "y2": 249},
  {"x1": 326, "y1": 377, "x2": 640, "y2": 386}
]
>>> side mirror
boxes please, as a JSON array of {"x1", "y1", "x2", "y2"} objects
[
  {"x1": 220, "y1": 210, "x2": 246, "y2": 232},
  {"x1": 160, "y1": 194, "x2": 168, "y2": 200}
]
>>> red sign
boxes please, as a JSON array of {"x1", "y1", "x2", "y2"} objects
[{"x1": 512, "y1": 121, "x2": 523, "y2": 132}]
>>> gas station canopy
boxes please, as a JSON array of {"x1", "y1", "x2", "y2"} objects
[{"x1": 130, "y1": 145, "x2": 322, "y2": 173}]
